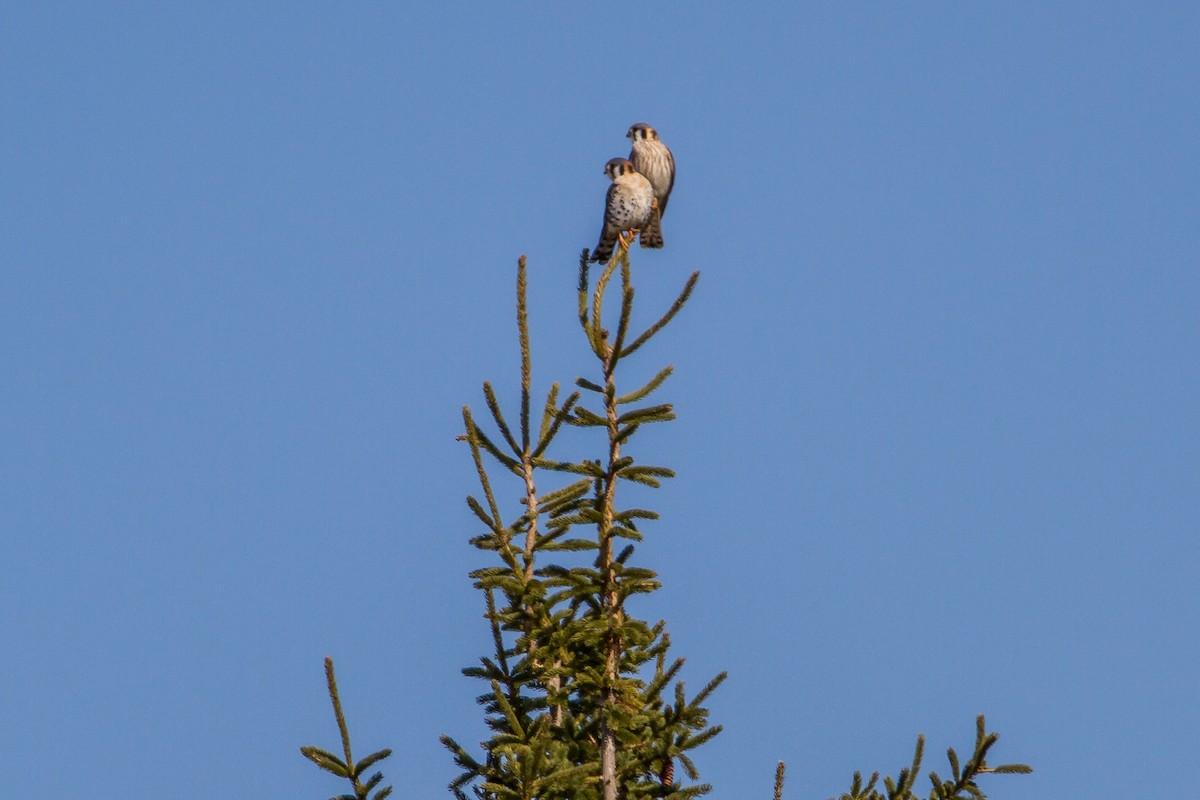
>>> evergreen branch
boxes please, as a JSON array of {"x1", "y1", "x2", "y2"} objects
[
  {"x1": 905, "y1": 734, "x2": 925, "y2": 796},
  {"x1": 469, "y1": 564, "x2": 516, "y2": 581},
  {"x1": 677, "y1": 753, "x2": 699, "y2": 781},
  {"x1": 535, "y1": 478, "x2": 592, "y2": 511},
  {"x1": 616, "y1": 366, "x2": 674, "y2": 406},
  {"x1": 617, "y1": 465, "x2": 676, "y2": 488},
  {"x1": 539, "y1": 517, "x2": 585, "y2": 540},
  {"x1": 537, "y1": 382, "x2": 559, "y2": 450},
  {"x1": 621, "y1": 271, "x2": 699, "y2": 358},
  {"x1": 462, "y1": 657, "x2": 508, "y2": 681},
  {"x1": 356, "y1": 749, "x2": 392, "y2": 776},
  {"x1": 829, "y1": 716, "x2": 1030, "y2": 800},
  {"x1": 472, "y1": 535, "x2": 525, "y2": 574},
  {"x1": 531, "y1": 762, "x2": 599, "y2": 793},
  {"x1": 530, "y1": 456, "x2": 599, "y2": 475},
  {"x1": 615, "y1": 508, "x2": 660, "y2": 522},
  {"x1": 326, "y1": 657, "x2": 354, "y2": 769},
  {"x1": 987, "y1": 764, "x2": 1033, "y2": 775},
  {"x1": 301, "y1": 658, "x2": 394, "y2": 800},
  {"x1": 483, "y1": 381, "x2": 522, "y2": 457},
  {"x1": 517, "y1": 255, "x2": 532, "y2": 452},
  {"x1": 608, "y1": 256, "x2": 636, "y2": 372},
  {"x1": 479, "y1": 780, "x2": 523, "y2": 800},
  {"x1": 466, "y1": 495, "x2": 501, "y2": 532},
  {"x1": 578, "y1": 251, "x2": 602, "y2": 356},
  {"x1": 674, "y1": 782, "x2": 712, "y2": 799},
  {"x1": 300, "y1": 746, "x2": 349, "y2": 777},
  {"x1": 473, "y1": 424, "x2": 524, "y2": 475},
  {"x1": 645, "y1": 624, "x2": 670, "y2": 657},
  {"x1": 571, "y1": 406, "x2": 609, "y2": 427},
  {"x1": 592, "y1": 255, "x2": 620, "y2": 354},
  {"x1": 613, "y1": 423, "x2": 640, "y2": 447},
  {"x1": 550, "y1": 509, "x2": 603, "y2": 530},
  {"x1": 463, "y1": 407, "x2": 505, "y2": 526},
  {"x1": 463, "y1": 408, "x2": 523, "y2": 574},
  {"x1": 610, "y1": 455, "x2": 634, "y2": 471},
  {"x1": 689, "y1": 671, "x2": 728, "y2": 707},
  {"x1": 490, "y1": 680, "x2": 527, "y2": 738},
  {"x1": 643, "y1": 657, "x2": 685, "y2": 703},
  {"x1": 487, "y1": 587, "x2": 511, "y2": 679},
  {"x1": 539, "y1": 537, "x2": 601, "y2": 552},
  {"x1": 617, "y1": 404, "x2": 675, "y2": 426},
  {"x1": 441, "y1": 734, "x2": 484, "y2": 786},
  {"x1": 534, "y1": 387, "x2": 580, "y2": 459},
  {"x1": 679, "y1": 724, "x2": 722, "y2": 751}
]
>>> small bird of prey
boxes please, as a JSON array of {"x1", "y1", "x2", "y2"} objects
[
  {"x1": 590, "y1": 157, "x2": 664, "y2": 263},
  {"x1": 627, "y1": 122, "x2": 675, "y2": 217}
]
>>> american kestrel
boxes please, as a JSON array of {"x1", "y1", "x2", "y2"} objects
[
  {"x1": 590, "y1": 157, "x2": 663, "y2": 263},
  {"x1": 627, "y1": 123, "x2": 675, "y2": 217}
]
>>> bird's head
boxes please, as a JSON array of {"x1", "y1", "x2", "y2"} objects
[
  {"x1": 627, "y1": 122, "x2": 658, "y2": 142},
  {"x1": 604, "y1": 157, "x2": 636, "y2": 180}
]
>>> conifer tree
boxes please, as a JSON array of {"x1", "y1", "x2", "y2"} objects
[
  {"x1": 301, "y1": 657, "x2": 395, "y2": 800},
  {"x1": 301, "y1": 247, "x2": 1031, "y2": 800},
  {"x1": 440, "y1": 250, "x2": 723, "y2": 800}
]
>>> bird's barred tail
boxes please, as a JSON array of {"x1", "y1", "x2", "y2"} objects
[
  {"x1": 639, "y1": 204, "x2": 664, "y2": 249},
  {"x1": 592, "y1": 230, "x2": 617, "y2": 263}
]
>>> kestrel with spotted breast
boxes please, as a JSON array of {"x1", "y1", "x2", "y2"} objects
[
  {"x1": 627, "y1": 122, "x2": 675, "y2": 217},
  {"x1": 590, "y1": 157, "x2": 664, "y2": 263}
]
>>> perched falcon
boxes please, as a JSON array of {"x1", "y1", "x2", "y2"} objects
[
  {"x1": 590, "y1": 157, "x2": 663, "y2": 263},
  {"x1": 627, "y1": 122, "x2": 675, "y2": 217}
]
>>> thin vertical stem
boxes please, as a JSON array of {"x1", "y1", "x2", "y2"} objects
[
  {"x1": 516, "y1": 255, "x2": 539, "y2": 574},
  {"x1": 324, "y1": 657, "x2": 354, "y2": 773},
  {"x1": 518, "y1": 255, "x2": 531, "y2": 452},
  {"x1": 514, "y1": 256, "x2": 561, "y2": 724},
  {"x1": 596, "y1": 252, "x2": 631, "y2": 800}
]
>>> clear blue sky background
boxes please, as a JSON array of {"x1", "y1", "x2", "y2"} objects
[{"x1": 2, "y1": 3, "x2": 1196, "y2": 799}]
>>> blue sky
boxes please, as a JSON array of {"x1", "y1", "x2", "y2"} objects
[{"x1": 2, "y1": 3, "x2": 1196, "y2": 798}]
